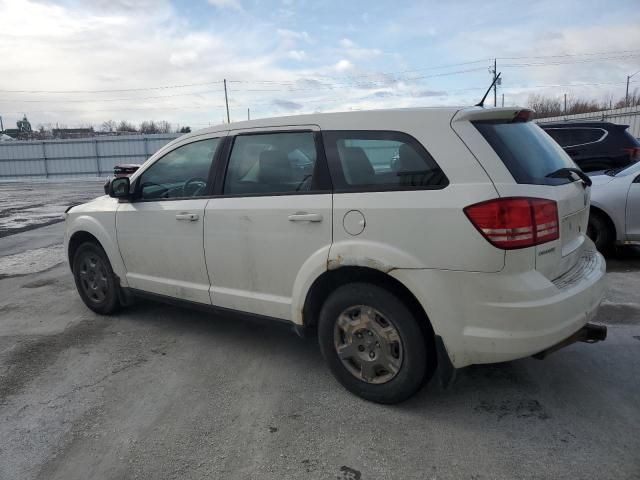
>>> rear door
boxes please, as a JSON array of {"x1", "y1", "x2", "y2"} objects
[
  {"x1": 203, "y1": 127, "x2": 333, "y2": 320},
  {"x1": 453, "y1": 109, "x2": 590, "y2": 280}
]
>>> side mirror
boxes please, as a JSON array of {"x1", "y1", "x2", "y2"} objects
[{"x1": 109, "y1": 176, "x2": 131, "y2": 198}]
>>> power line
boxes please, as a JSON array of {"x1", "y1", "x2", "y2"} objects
[
  {"x1": 0, "y1": 81, "x2": 225, "y2": 94},
  {"x1": 497, "y1": 49, "x2": 640, "y2": 60},
  {"x1": 501, "y1": 54, "x2": 640, "y2": 67},
  {"x1": 3, "y1": 48, "x2": 639, "y2": 96}
]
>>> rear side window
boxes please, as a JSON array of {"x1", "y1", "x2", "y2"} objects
[
  {"x1": 474, "y1": 121, "x2": 576, "y2": 186},
  {"x1": 544, "y1": 127, "x2": 605, "y2": 147},
  {"x1": 223, "y1": 131, "x2": 319, "y2": 195},
  {"x1": 323, "y1": 130, "x2": 448, "y2": 192}
]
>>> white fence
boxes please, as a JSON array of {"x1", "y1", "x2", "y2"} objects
[
  {"x1": 0, "y1": 133, "x2": 180, "y2": 180},
  {"x1": 535, "y1": 106, "x2": 640, "y2": 138}
]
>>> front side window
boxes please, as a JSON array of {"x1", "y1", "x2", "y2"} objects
[
  {"x1": 323, "y1": 130, "x2": 447, "y2": 191},
  {"x1": 223, "y1": 131, "x2": 318, "y2": 195},
  {"x1": 138, "y1": 138, "x2": 220, "y2": 199}
]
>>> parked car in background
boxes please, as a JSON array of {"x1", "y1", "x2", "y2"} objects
[
  {"x1": 587, "y1": 161, "x2": 640, "y2": 251},
  {"x1": 65, "y1": 107, "x2": 607, "y2": 404},
  {"x1": 540, "y1": 121, "x2": 640, "y2": 172}
]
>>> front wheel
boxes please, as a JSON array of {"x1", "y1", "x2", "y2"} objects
[
  {"x1": 72, "y1": 242, "x2": 121, "y2": 315},
  {"x1": 318, "y1": 283, "x2": 434, "y2": 404}
]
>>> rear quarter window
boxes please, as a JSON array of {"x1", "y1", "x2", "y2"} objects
[
  {"x1": 474, "y1": 121, "x2": 576, "y2": 186},
  {"x1": 322, "y1": 130, "x2": 448, "y2": 192}
]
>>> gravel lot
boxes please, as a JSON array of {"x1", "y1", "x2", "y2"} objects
[{"x1": 0, "y1": 182, "x2": 639, "y2": 480}]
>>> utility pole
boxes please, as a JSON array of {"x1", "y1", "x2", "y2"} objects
[
  {"x1": 247, "y1": 108, "x2": 250, "y2": 121},
  {"x1": 501, "y1": 94, "x2": 504, "y2": 107},
  {"x1": 224, "y1": 79, "x2": 230, "y2": 123},
  {"x1": 564, "y1": 93, "x2": 567, "y2": 115},
  {"x1": 0, "y1": 115, "x2": 3, "y2": 132},
  {"x1": 626, "y1": 71, "x2": 640, "y2": 107}
]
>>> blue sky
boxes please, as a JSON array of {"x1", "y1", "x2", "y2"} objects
[{"x1": 0, "y1": 0, "x2": 639, "y2": 130}]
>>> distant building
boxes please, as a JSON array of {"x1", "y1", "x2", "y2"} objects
[
  {"x1": 52, "y1": 127, "x2": 95, "y2": 139},
  {"x1": 16, "y1": 115, "x2": 32, "y2": 133},
  {"x1": 2, "y1": 115, "x2": 36, "y2": 139}
]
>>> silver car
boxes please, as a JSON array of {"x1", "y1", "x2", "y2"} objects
[{"x1": 588, "y1": 161, "x2": 640, "y2": 250}]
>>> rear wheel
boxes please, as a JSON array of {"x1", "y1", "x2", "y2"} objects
[
  {"x1": 72, "y1": 242, "x2": 120, "y2": 315},
  {"x1": 318, "y1": 283, "x2": 433, "y2": 404},
  {"x1": 587, "y1": 210, "x2": 614, "y2": 252}
]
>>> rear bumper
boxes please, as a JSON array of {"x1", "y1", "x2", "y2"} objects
[{"x1": 391, "y1": 245, "x2": 607, "y2": 368}]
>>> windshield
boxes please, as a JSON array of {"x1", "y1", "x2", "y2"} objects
[
  {"x1": 474, "y1": 121, "x2": 576, "y2": 185},
  {"x1": 614, "y1": 159, "x2": 640, "y2": 177}
]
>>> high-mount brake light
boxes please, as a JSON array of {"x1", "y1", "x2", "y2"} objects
[
  {"x1": 464, "y1": 197, "x2": 559, "y2": 250},
  {"x1": 512, "y1": 109, "x2": 533, "y2": 123}
]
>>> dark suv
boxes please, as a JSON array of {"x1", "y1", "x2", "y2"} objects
[{"x1": 539, "y1": 121, "x2": 640, "y2": 172}]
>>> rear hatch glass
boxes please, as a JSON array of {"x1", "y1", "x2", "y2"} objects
[
  {"x1": 473, "y1": 121, "x2": 576, "y2": 185},
  {"x1": 472, "y1": 120, "x2": 590, "y2": 280}
]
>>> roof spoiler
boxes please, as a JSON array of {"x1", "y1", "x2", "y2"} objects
[{"x1": 452, "y1": 107, "x2": 534, "y2": 123}]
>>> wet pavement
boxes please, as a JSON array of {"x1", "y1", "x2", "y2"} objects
[{"x1": 0, "y1": 181, "x2": 638, "y2": 479}]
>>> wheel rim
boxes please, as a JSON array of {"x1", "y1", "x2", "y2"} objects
[
  {"x1": 333, "y1": 305, "x2": 404, "y2": 384},
  {"x1": 78, "y1": 253, "x2": 109, "y2": 304}
]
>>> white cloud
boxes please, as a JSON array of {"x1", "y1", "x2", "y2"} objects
[
  {"x1": 334, "y1": 59, "x2": 354, "y2": 72},
  {"x1": 277, "y1": 28, "x2": 311, "y2": 45},
  {"x1": 207, "y1": 0, "x2": 242, "y2": 10},
  {"x1": 169, "y1": 51, "x2": 199, "y2": 67},
  {"x1": 338, "y1": 38, "x2": 382, "y2": 60},
  {"x1": 340, "y1": 38, "x2": 357, "y2": 49},
  {"x1": 287, "y1": 50, "x2": 307, "y2": 61}
]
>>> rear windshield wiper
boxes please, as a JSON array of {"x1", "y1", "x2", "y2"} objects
[{"x1": 546, "y1": 167, "x2": 592, "y2": 188}]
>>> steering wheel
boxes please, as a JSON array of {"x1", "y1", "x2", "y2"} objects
[
  {"x1": 140, "y1": 181, "x2": 169, "y2": 198},
  {"x1": 183, "y1": 177, "x2": 208, "y2": 197}
]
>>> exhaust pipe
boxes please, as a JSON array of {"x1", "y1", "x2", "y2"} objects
[{"x1": 533, "y1": 322, "x2": 607, "y2": 360}]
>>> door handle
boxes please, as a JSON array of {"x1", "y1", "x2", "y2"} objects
[
  {"x1": 288, "y1": 212, "x2": 323, "y2": 222},
  {"x1": 175, "y1": 213, "x2": 199, "y2": 222}
]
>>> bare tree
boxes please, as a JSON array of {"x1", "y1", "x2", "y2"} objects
[
  {"x1": 529, "y1": 90, "x2": 640, "y2": 119},
  {"x1": 528, "y1": 94, "x2": 563, "y2": 118},
  {"x1": 116, "y1": 120, "x2": 137, "y2": 133},
  {"x1": 139, "y1": 120, "x2": 159, "y2": 134},
  {"x1": 101, "y1": 120, "x2": 117, "y2": 132},
  {"x1": 156, "y1": 120, "x2": 172, "y2": 133}
]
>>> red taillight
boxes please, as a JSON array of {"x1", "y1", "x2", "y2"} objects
[
  {"x1": 622, "y1": 147, "x2": 640, "y2": 161},
  {"x1": 464, "y1": 197, "x2": 559, "y2": 250}
]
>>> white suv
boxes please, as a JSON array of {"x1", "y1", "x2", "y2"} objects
[{"x1": 64, "y1": 107, "x2": 607, "y2": 403}]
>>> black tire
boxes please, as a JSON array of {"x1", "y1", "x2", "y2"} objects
[
  {"x1": 72, "y1": 241, "x2": 120, "y2": 315},
  {"x1": 318, "y1": 283, "x2": 433, "y2": 404},
  {"x1": 587, "y1": 211, "x2": 614, "y2": 252}
]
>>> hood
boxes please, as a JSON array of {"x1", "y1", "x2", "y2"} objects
[
  {"x1": 588, "y1": 174, "x2": 614, "y2": 186},
  {"x1": 66, "y1": 195, "x2": 115, "y2": 215}
]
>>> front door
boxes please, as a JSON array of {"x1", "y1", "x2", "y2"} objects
[
  {"x1": 116, "y1": 136, "x2": 224, "y2": 304},
  {"x1": 204, "y1": 128, "x2": 332, "y2": 320}
]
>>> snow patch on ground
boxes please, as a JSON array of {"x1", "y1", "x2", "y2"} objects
[
  {"x1": 0, "y1": 245, "x2": 65, "y2": 277},
  {"x1": 0, "y1": 181, "x2": 104, "y2": 236}
]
